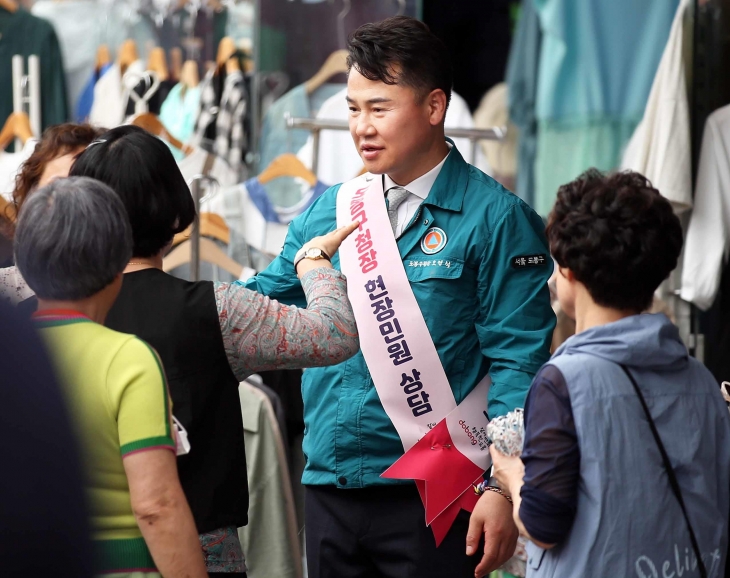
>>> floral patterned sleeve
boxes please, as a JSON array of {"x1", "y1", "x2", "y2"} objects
[
  {"x1": 0, "y1": 266, "x2": 34, "y2": 305},
  {"x1": 215, "y1": 267, "x2": 360, "y2": 381}
]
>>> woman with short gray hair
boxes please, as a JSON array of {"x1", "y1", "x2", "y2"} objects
[{"x1": 16, "y1": 176, "x2": 209, "y2": 578}]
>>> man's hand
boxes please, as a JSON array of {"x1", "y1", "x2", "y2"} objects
[{"x1": 466, "y1": 489, "x2": 519, "y2": 578}]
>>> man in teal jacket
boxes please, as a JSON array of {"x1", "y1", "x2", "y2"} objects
[{"x1": 243, "y1": 16, "x2": 555, "y2": 578}]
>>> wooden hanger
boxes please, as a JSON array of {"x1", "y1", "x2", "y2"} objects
[
  {"x1": 305, "y1": 49, "x2": 348, "y2": 95},
  {"x1": 0, "y1": 112, "x2": 33, "y2": 151},
  {"x1": 130, "y1": 112, "x2": 192, "y2": 155},
  {"x1": 95, "y1": 44, "x2": 111, "y2": 72},
  {"x1": 0, "y1": 0, "x2": 18, "y2": 13},
  {"x1": 172, "y1": 213, "x2": 230, "y2": 247},
  {"x1": 216, "y1": 37, "x2": 240, "y2": 74},
  {"x1": 180, "y1": 60, "x2": 200, "y2": 89},
  {"x1": 118, "y1": 39, "x2": 138, "y2": 77},
  {"x1": 163, "y1": 237, "x2": 244, "y2": 278},
  {"x1": 258, "y1": 154, "x2": 317, "y2": 187},
  {"x1": 147, "y1": 47, "x2": 169, "y2": 82},
  {"x1": 170, "y1": 47, "x2": 183, "y2": 83}
]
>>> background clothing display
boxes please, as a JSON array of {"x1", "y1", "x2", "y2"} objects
[
  {"x1": 258, "y1": 82, "x2": 345, "y2": 173},
  {"x1": 30, "y1": 1, "x2": 105, "y2": 114},
  {"x1": 238, "y1": 382, "x2": 302, "y2": 578},
  {"x1": 506, "y1": 0, "x2": 542, "y2": 208},
  {"x1": 0, "y1": 138, "x2": 36, "y2": 200},
  {"x1": 532, "y1": 0, "x2": 678, "y2": 216},
  {"x1": 0, "y1": 8, "x2": 68, "y2": 133},
  {"x1": 159, "y1": 83, "x2": 202, "y2": 160},
  {"x1": 621, "y1": 0, "x2": 694, "y2": 213},
  {"x1": 89, "y1": 61, "x2": 144, "y2": 128},
  {"x1": 681, "y1": 104, "x2": 730, "y2": 311},
  {"x1": 193, "y1": 67, "x2": 248, "y2": 176}
]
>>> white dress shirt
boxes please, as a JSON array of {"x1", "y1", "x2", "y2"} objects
[{"x1": 383, "y1": 149, "x2": 450, "y2": 238}]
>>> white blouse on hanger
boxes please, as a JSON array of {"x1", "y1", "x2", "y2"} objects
[{"x1": 680, "y1": 104, "x2": 730, "y2": 311}]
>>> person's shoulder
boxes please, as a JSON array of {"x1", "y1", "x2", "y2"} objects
[{"x1": 463, "y1": 165, "x2": 542, "y2": 232}]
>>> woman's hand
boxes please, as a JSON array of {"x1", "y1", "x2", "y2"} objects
[
  {"x1": 301, "y1": 221, "x2": 360, "y2": 258},
  {"x1": 489, "y1": 446, "x2": 525, "y2": 498},
  {"x1": 296, "y1": 221, "x2": 360, "y2": 277}
]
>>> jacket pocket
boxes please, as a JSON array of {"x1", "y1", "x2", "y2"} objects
[{"x1": 403, "y1": 256, "x2": 464, "y2": 282}]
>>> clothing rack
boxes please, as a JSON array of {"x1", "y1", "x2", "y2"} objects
[
  {"x1": 188, "y1": 173, "x2": 220, "y2": 281},
  {"x1": 285, "y1": 115, "x2": 506, "y2": 174},
  {"x1": 12, "y1": 55, "x2": 40, "y2": 150}
]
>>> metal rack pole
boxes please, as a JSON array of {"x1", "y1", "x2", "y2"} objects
[
  {"x1": 190, "y1": 177, "x2": 203, "y2": 282},
  {"x1": 28, "y1": 56, "x2": 41, "y2": 139}
]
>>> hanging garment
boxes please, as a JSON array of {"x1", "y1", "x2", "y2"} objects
[
  {"x1": 159, "y1": 83, "x2": 202, "y2": 160},
  {"x1": 244, "y1": 177, "x2": 327, "y2": 224},
  {"x1": 89, "y1": 60, "x2": 144, "y2": 129},
  {"x1": 238, "y1": 382, "x2": 303, "y2": 578},
  {"x1": 505, "y1": 0, "x2": 542, "y2": 208},
  {"x1": 621, "y1": 0, "x2": 693, "y2": 213},
  {"x1": 75, "y1": 63, "x2": 112, "y2": 123},
  {"x1": 680, "y1": 105, "x2": 730, "y2": 311},
  {"x1": 532, "y1": 0, "x2": 678, "y2": 217},
  {"x1": 31, "y1": 1, "x2": 105, "y2": 114},
  {"x1": 296, "y1": 86, "x2": 491, "y2": 186},
  {"x1": 177, "y1": 146, "x2": 238, "y2": 189},
  {"x1": 259, "y1": 82, "x2": 345, "y2": 172},
  {"x1": 124, "y1": 78, "x2": 175, "y2": 118},
  {"x1": 0, "y1": 138, "x2": 37, "y2": 200},
  {"x1": 193, "y1": 68, "x2": 248, "y2": 174},
  {"x1": 0, "y1": 9, "x2": 68, "y2": 132},
  {"x1": 473, "y1": 83, "x2": 518, "y2": 192},
  {"x1": 200, "y1": 182, "x2": 290, "y2": 257}
]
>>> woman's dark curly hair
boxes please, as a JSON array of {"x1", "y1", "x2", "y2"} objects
[{"x1": 546, "y1": 169, "x2": 683, "y2": 312}]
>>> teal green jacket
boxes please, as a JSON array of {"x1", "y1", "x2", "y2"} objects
[{"x1": 242, "y1": 144, "x2": 555, "y2": 487}]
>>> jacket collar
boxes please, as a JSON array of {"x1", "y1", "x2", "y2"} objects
[{"x1": 421, "y1": 138, "x2": 469, "y2": 213}]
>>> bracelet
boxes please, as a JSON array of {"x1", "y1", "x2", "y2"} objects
[{"x1": 473, "y1": 481, "x2": 513, "y2": 504}]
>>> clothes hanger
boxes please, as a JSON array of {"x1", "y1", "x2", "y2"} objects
[
  {"x1": 0, "y1": 0, "x2": 18, "y2": 13},
  {"x1": 216, "y1": 36, "x2": 240, "y2": 74},
  {"x1": 170, "y1": 47, "x2": 183, "y2": 83},
  {"x1": 258, "y1": 153, "x2": 318, "y2": 187},
  {"x1": 163, "y1": 237, "x2": 245, "y2": 278},
  {"x1": 0, "y1": 112, "x2": 33, "y2": 151},
  {"x1": 130, "y1": 112, "x2": 192, "y2": 155},
  {"x1": 305, "y1": 49, "x2": 349, "y2": 95},
  {"x1": 118, "y1": 39, "x2": 139, "y2": 77},
  {"x1": 125, "y1": 70, "x2": 162, "y2": 115},
  {"x1": 180, "y1": 60, "x2": 200, "y2": 89},
  {"x1": 172, "y1": 212, "x2": 230, "y2": 247},
  {"x1": 147, "y1": 47, "x2": 170, "y2": 82},
  {"x1": 95, "y1": 44, "x2": 112, "y2": 73}
]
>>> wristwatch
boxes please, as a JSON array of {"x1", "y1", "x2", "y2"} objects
[{"x1": 294, "y1": 247, "x2": 331, "y2": 269}]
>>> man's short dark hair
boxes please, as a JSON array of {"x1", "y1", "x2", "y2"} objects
[
  {"x1": 15, "y1": 177, "x2": 133, "y2": 301},
  {"x1": 347, "y1": 15, "x2": 453, "y2": 107},
  {"x1": 546, "y1": 169, "x2": 683, "y2": 312},
  {"x1": 70, "y1": 125, "x2": 195, "y2": 258}
]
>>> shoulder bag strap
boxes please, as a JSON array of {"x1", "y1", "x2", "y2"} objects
[{"x1": 619, "y1": 364, "x2": 707, "y2": 578}]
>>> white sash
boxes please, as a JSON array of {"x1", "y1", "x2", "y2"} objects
[{"x1": 336, "y1": 174, "x2": 492, "y2": 542}]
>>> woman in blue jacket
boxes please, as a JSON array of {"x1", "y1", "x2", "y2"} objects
[{"x1": 491, "y1": 169, "x2": 730, "y2": 578}]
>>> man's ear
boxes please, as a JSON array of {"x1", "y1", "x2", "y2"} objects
[{"x1": 427, "y1": 89, "x2": 448, "y2": 126}]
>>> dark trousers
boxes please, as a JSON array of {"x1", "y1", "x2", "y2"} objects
[{"x1": 305, "y1": 484, "x2": 482, "y2": 578}]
